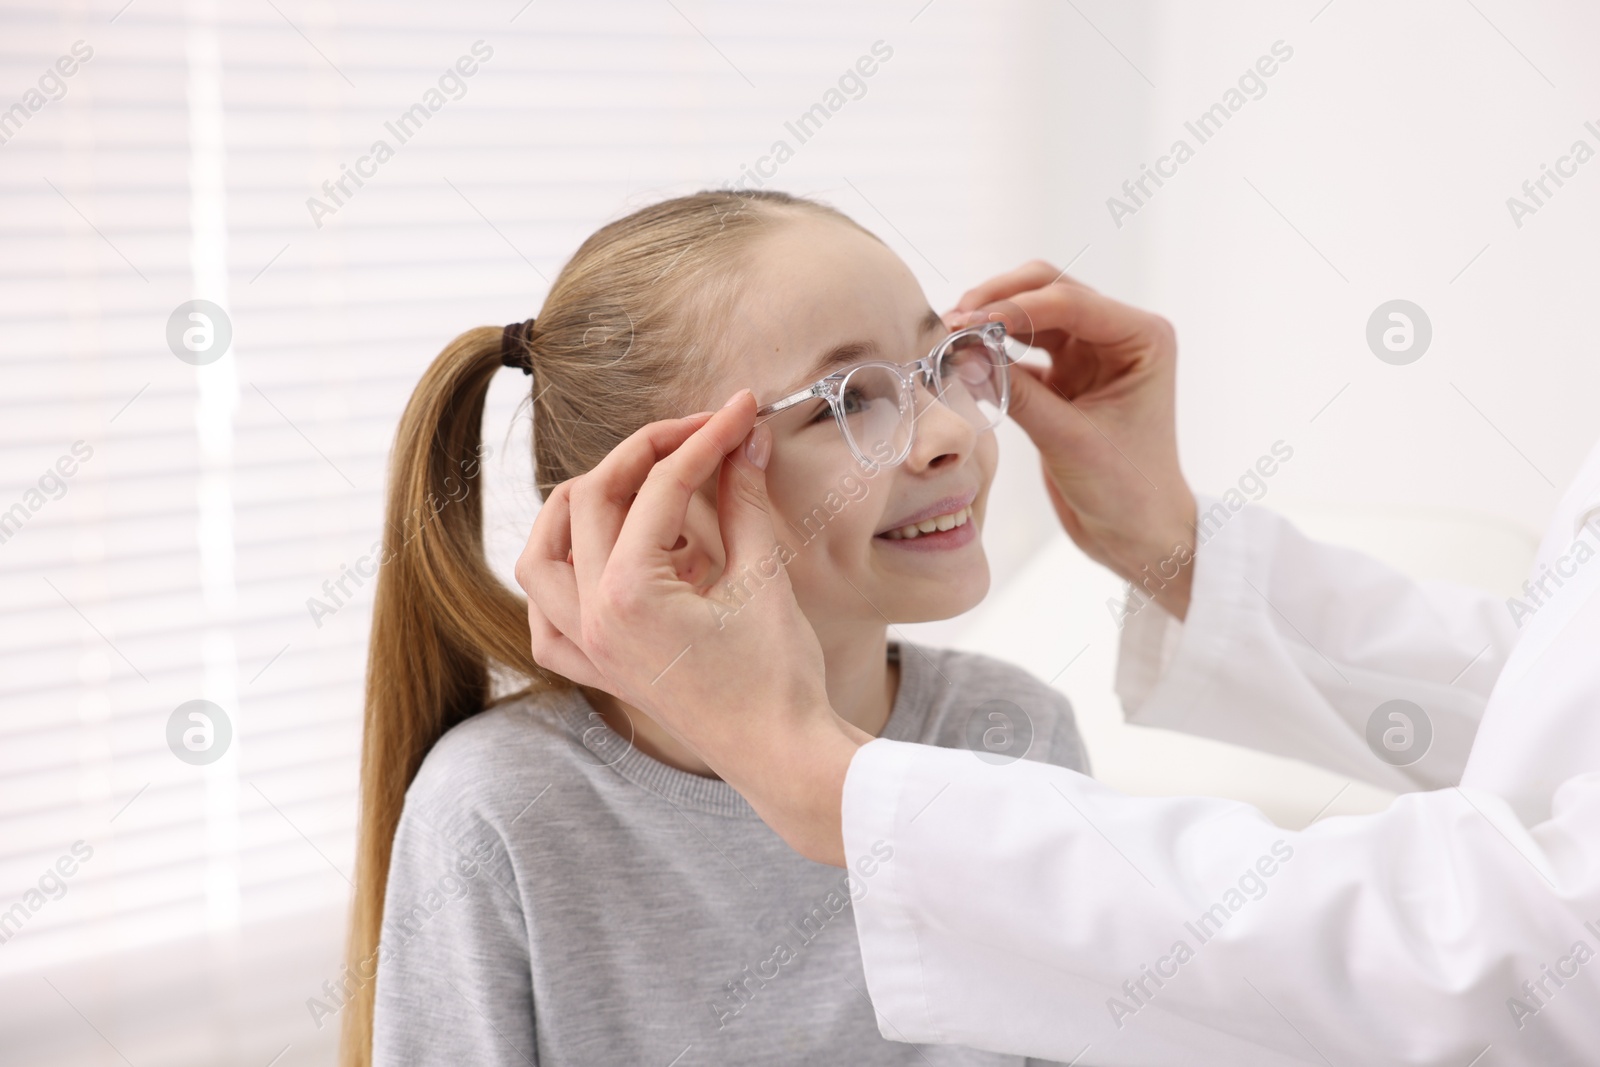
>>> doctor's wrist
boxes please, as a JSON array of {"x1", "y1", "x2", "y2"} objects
[
  {"x1": 723, "y1": 711, "x2": 866, "y2": 868},
  {"x1": 1101, "y1": 491, "x2": 1197, "y2": 621}
]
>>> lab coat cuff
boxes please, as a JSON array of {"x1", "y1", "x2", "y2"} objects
[
  {"x1": 842, "y1": 737, "x2": 946, "y2": 1046},
  {"x1": 1115, "y1": 491, "x2": 1260, "y2": 729},
  {"x1": 1112, "y1": 581, "x2": 1183, "y2": 713}
]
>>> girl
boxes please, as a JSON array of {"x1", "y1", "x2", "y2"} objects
[{"x1": 346, "y1": 190, "x2": 1089, "y2": 1065}]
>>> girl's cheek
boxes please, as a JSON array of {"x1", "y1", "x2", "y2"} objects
[{"x1": 765, "y1": 461, "x2": 825, "y2": 534}]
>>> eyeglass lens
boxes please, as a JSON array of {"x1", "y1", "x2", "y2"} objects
[
  {"x1": 836, "y1": 332, "x2": 1007, "y2": 466},
  {"x1": 837, "y1": 364, "x2": 912, "y2": 467},
  {"x1": 936, "y1": 332, "x2": 1007, "y2": 431}
]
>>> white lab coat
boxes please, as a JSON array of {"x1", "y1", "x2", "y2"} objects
[{"x1": 843, "y1": 437, "x2": 1600, "y2": 1067}]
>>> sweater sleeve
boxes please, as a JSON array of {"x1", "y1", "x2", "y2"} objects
[
  {"x1": 372, "y1": 795, "x2": 536, "y2": 1067},
  {"x1": 1044, "y1": 686, "x2": 1090, "y2": 779}
]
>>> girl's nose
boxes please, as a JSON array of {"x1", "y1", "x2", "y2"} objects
[{"x1": 902, "y1": 379, "x2": 976, "y2": 471}]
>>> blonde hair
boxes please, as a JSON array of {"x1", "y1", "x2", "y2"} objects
[{"x1": 340, "y1": 189, "x2": 869, "y2": 1065}]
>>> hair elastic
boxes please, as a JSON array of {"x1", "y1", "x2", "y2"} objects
[{"x1": 500, "y1": 318, "x2": 536, "y2": 375}]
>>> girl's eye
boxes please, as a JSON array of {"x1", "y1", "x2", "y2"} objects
[{"x1": 838, "y1": 388, "x2": 869, "y2": 416}]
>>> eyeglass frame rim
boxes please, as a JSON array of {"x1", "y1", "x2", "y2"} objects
[{"x1": 753, "y1": 320, "x2": 1011, "y2": 425}]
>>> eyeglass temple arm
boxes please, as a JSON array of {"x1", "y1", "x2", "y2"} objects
[{"x1": 755, "y1": 381, "x2": 831, "y2": 417}]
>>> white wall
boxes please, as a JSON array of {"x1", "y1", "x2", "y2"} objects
[
  {"x1": 910, "y1": 0, "x2": 1593, "y2": 826},
  {"x1": 1138, "y1": 0, "x2": 1597, "y2": 529}
]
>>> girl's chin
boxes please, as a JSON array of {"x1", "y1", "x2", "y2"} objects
[{"x1": 878, "y1": 572, "x2": 991, "y2": 624}]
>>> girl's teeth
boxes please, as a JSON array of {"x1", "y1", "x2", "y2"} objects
[{"x1": 885, "y1": 506, "x2": 971, "y2": 540}]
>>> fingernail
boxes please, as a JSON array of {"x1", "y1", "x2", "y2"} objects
[
  {"x1": 743, "y1": 424, "x2": 771, "y2": 470},
  {"x1": 721, "y1": 388, "x2": 752, "y2": 409}
]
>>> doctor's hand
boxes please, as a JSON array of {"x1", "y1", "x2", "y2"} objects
[
  {"x1": 514, "y1": 391, "x2": 863, "y2": 866},
  {"x1": 947, "y1": 262, "x2": 1198, "y2": 619}
]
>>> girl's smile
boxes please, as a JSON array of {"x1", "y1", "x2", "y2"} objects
[{"x1": 876, "y1": 490, "x2": 980, "y2": 551}]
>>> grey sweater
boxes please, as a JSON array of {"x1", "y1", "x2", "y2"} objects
[{"x1": 372, "y1": 641, "x2": 1088, "y2": 1066}]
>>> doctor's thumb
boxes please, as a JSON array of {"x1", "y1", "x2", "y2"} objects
[
  {"x1": 1005, "y1": 363, "x2": 1078, "y2": 454},
  {"x1": 716, "y1": 423, "x2": 785, "y2": 573}
]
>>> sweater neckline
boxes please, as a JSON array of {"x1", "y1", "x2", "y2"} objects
[{"x1": 553, "y1": 641, "x2": 927, "y2": 818}]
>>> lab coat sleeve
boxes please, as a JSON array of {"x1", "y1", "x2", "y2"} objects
[
  {"x1": 843, "y1": 737, "x2": 1600, "y2": 1066},
  {"x1": 1114, "y1": 496, "x2": 1521, "y2": 792}
]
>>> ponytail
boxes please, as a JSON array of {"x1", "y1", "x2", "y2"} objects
[{"x1": 339, "y1": 326, "x2": 564, "y2": 1067}]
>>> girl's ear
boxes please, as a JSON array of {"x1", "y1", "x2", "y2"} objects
[{"x1": 669, "y1": 491, "x2": 727, "y2": 593}]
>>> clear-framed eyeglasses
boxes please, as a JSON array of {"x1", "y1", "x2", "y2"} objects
[{"x1": 755, "y1": 320, "x2": 1012, "y2": 470}]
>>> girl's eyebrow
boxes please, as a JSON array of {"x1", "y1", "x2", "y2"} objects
[{"x1": 802, "y1": 308, "x2": 945, "y2": 379}]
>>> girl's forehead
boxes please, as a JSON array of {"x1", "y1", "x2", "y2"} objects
[
  {"x1": 747, "y1": 216, "x2": 921, "y2": 312},
  {"x1": 716, "y1": 220, "x2": 930, "y2": 393}
]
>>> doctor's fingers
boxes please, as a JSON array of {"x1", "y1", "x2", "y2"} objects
[
  {"x1": 981, "y1": 282, "x2": 1171, "y2": 355},
  {"x1": 515, "y1": 482, "x2": 603, "y2": 685},
  {"x1": 515, "y1": 478, "x2": 573, "y2": 598},
  {"x1": 528, "y1": 599, "x2": 605, "y2": 689},
  {"x1": 612, "y1": 392, "x2": 759, "y2": 568},
  {"x1": 1006, "y1": 362, "x2": 1102, "y2": 452},
  {"x1": 947, "y1": 259, "x2": 1095, "y2": 318},
  {"x1": 567, "y1": 411, "x2": 715, "y2": 603}
]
